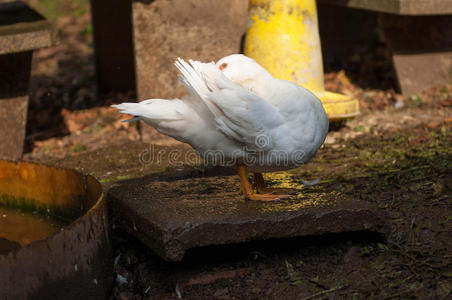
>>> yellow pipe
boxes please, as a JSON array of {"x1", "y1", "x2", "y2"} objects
[{"x1": 245, "y1": 0, "x2": 359, "y2": 120}]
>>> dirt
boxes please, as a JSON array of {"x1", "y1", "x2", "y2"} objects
[{"x1": 20, "y1": 0, "x2": 452, "y2": 299}]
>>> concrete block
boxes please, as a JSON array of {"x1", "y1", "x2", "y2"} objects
[
  {"x1": 0, "y1": 52, "x2": 31, "y2": 160},
  {"x1": 108, "y1": 171, "x2": 388, "y2": 261}
]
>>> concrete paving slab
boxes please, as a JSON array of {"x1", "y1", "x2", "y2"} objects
[{"x1": 108, "y1": 171, "x2": 388, "y2": 261}]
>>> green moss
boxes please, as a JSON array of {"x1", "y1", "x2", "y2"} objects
[
  {"x1": 72, "y1": 144, "x2": 88, "y2": 153},
  {"x1": 32, "y1": 0, "x2": 89, "y2": 21},
  {"x1": 0, "y1": 193, "x2": 79, "y2": 225}
]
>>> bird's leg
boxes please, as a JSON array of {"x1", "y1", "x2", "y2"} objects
[
  {"x1": 252, "y1": 173, "x2": 298, "y2": 195},
  {"x1": 237, "y1": 165, "x2": 290, "y2": 201},
  {"x1": 252, "y1": 173, "x2": 267, "y2": 192}
]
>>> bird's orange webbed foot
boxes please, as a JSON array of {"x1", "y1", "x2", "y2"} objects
[
  {"x1": 237, "y1": 166, "x2": 291, "y2": 201},
  {"x1": 252, "y1": 173, "x2": 298, "y2": 195},
  {"x1": 246, "y1": 192, "x2": 291, "y2": 201}
]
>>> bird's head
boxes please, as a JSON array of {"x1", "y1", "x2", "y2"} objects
[{"x1": 216, "y1": 54, "x2": 273, "y2": 90}]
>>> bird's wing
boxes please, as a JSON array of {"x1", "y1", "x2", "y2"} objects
[
  {"x1": 175, "y1": 58, "x2": 285, "y2": 150},
  {"x1": 271, "y1": 79, "x2": 329, "y2": 147}
]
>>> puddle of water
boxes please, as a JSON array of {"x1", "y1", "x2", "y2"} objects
[{"x1": 0, "y1": 207, "x2": 64, "y2": 255}]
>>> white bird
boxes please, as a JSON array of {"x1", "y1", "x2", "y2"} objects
[{"x1": 112, "y1": 54, "x2": 328, "y2": 201}]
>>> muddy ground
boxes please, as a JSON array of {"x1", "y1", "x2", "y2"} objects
[{"x1": 22, "y1": 1, "x2": 452, "y2": 299}]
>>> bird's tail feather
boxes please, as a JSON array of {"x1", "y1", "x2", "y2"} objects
[
  {"x1": 174, "y1": 58, "x2": 210, "y2": 99},
  {"x1": 111, "y1": 102, "x2": 180, "y2": 121},
  {"x1": 111, "y1": 103, "x2": 142, "y2": 116},
  {"x1": 120, "y1": 117, "x2": 141, "y2": 123},
  {"x1": 174, "y1": 58, "x2": 223, "y2": 121}
]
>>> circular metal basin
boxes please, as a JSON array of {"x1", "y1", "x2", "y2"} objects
[{"x1": 0, "y1": 160, "x2": 112, "y2": 300}]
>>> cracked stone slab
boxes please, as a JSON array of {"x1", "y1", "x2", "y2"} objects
[{"x1": 108, "y1": 171, "x2": 388, "y2": 261}]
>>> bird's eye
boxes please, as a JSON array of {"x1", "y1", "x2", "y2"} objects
[{"x1": 219, "y1": 63, "x2": 228, "y2": 71}]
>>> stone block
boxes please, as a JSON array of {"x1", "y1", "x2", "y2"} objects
[
  {"x1": 391, "y1": 52, "x2": 452, "y2": 96},
  {"x1": 0, "y1": 2, "x2": 57, "y2": 160},
  {"x1": 0, "y1": 2, "x2": 57, "y2": 55},
  {"x1": 379, "y1": 13, "x2": 452, "y2": 95},
  {"x1": 318, "y1": 2, "x2": 452, "y2": 95},
  {"x1": 0, "y1": 52, "x2": 31, "y2": 160},
  {"x1": 132, "y1": 0, "x2": 249, "y2": 100},
  {"x1": 108, "y1": 171, "x2": 388, "y2": 261}
]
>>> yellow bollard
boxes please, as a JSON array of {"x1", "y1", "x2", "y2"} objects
[{"x1": 244, "y1": 0, "x2": 359, "y2": 120}]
